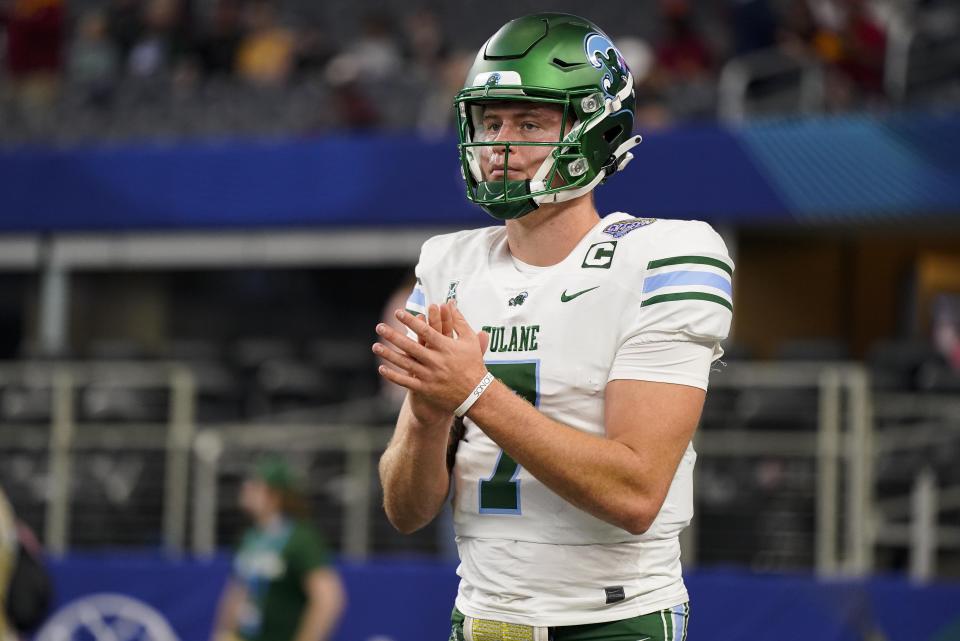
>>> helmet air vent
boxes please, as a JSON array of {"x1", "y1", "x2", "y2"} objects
[
  {"x1": 551, "y1": 58, "x2": 587, "y2": 70},
  {"x1": 603, "y1": 125, "x2": 624, "y2": 143}
]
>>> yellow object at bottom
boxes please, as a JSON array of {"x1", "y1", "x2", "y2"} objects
[{"x1": 465, "y1": 616, "x2": 549, "y2": 641}]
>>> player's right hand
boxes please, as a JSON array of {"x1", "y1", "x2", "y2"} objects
[{"x1": 406, "y1": 304, "x2": 456, "y2": 429}]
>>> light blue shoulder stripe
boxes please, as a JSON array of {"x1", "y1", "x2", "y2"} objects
[
  {"x1": 407, "y1": 287, "x2": 426, "y2": 307},
  {"x1": 643, "y1": 270, "x2": 732, "y2": 296}
]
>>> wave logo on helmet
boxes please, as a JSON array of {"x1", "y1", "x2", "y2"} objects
[{"x1": 584, "y1": 33, "x2": 630, "y2": 98}]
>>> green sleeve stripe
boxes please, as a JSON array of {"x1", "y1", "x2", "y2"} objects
[
  {"x1": 641, "y1": 292, "x2": 733, "y2": 312},
  {"x1": 647, "y1": 255, "x2": 733, "y2": 275}
]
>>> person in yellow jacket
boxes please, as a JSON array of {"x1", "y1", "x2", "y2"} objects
[{"x1": 0, "y1": 487, "x2": 18, "y2": 641}]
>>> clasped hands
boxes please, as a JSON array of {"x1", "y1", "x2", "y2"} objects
[{"x1": 373, "y1": 302, "x2": 490, "y2": 421}]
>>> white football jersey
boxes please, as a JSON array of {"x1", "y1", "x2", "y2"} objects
[{"x1": 406, "y1": 213, "x2": 733, "y2": 627}]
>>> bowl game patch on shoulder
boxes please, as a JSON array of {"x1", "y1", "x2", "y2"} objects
[{"x1": 602, "y1": 218, "x2": 656, "y2": 239}]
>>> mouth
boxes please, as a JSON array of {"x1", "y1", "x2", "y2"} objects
[{"x1": 489, "y1": 167, "x2": 524, "y2": 180}]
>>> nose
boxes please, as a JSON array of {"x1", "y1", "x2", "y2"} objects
[
  {"x1": 489, "y1": 140, "x2": 510, "y2": 162},
  {"x1": 488, "y1": 127, "x2": 511, "y2": 158}
]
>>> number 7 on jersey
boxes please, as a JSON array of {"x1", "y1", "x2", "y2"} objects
[{"x1": 479, "y1": 361, "x2": 539, "y2": 514}]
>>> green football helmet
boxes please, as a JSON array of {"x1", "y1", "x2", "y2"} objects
[{"x1": 456, "y1": 13, "x2": 641, "y2": 220}]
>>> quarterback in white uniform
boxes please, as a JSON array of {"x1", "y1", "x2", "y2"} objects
[{"x1": 376, "y1": 13, "x2": 732, "y2": 641}]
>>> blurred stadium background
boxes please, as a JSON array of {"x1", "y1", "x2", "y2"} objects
[{"x1": 1, "y1": 0, "x2": 959, "y2": 639}]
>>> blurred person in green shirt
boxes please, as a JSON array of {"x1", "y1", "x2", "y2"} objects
[{"x1": 212, "y1": 458, "x2": 345, "y2": 641}]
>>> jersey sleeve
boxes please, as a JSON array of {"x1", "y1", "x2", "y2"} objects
[
  {"x1": 608, "y1": 340, "x2": 716, "y2": 389},
  {"x1": 403, "y1": 240, "x2": 436, "y2": 339},
  {"x1": 231, "y1": 530, "x2": 255, "y2": 577},
  {"x1": 286, "y1": 522, "x2": 332, "y2": 578},
  {"x1": 610, "y1": 221, "x2": 734, "y2": 382},
  {"x1": 404, "y1": 275, "x2": 428, "y2": 318},
  {"x1": 403, "y1": 232, "x2": 461, "y2": 337}
]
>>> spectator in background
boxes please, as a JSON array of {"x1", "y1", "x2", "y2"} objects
[
  {"x1": 105, "y1": 0, "x2": 143, "y2": 65},
  {"x1": 655, "y1": 0, "x2": 713, "y2": 81},
  {"x1": 127, "y1": 0, "x2": 189, "y2": 79},
  {"x1": 0, "y1": 486, "x2": 51, "y2": 641},
  {"x1": 652, "y1": 0, "x2": 716, "y2": 118},
  {"x1": 3, "y1": 0, "x2": 65, "y2": 113},
  {"x1": 292, "y1": 23, "x2": 332, "y2": 79},
  {"x1": 727, "y1": 0, "x2": 778, "y2": 56},
  {"x1": 235, "y1": 1, "x2": 295, "y2": 88},
  {"x1": 835, "y1": 0, "x2": 886, "y2": 97},
  {"x1": 779, "y1": 0, "x2": 819, "y2": 59},
  {"x1": 416, "y1": 50, "x2": 472, "y2": 137},
  {"x1": 784, "y1": 0, "x2": 887, "y2": 108},
  {"x1": 616, "y1": 35, "x2": 673, "y2": 130},
  {"x1": 402, "y1": 7, "x2": 447, "y2": 77},
  {"x1": 323, "y1": 12, "x2": 399, "y2": 131},
  {"x1": 330, "y1": 80, "x2": 380, "y2": 130},
  {"x1": 211, "y1": 457, "x2": 345, "y2": 641},
  {"x1": 195, "y1": 0, "x2": 243, "y2": 78},
  {"x1": 0, "y1": 487, "x2": 15, "y2": 641},
  {"x1": 325, "y1": 12, "x2": 402, "y2": 84},
  {"x1": 933, "y1": 297, "x2": 960, "y2": 372},
  {"x1": 68, "y1": 11, "x2": 120, "y2": 107}
]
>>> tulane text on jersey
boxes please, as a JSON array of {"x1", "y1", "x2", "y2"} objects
[{"x1": 481, "y1": 325, "x2": 540, "y2": 353}]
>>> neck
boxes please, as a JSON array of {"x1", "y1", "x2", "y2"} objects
[
  {"x1": 255, "y1": 510, "x2": 284, "y2": 530},
  {"x1": 504, "y1": 194, "x2": 600, "y2": 266}
]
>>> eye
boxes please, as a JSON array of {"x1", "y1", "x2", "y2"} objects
[{"x1": 521, "y1": 122, "x2": 540, "y2": 131}]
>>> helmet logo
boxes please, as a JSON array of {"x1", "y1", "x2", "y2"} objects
[
  {"x1": 584, "y1": 33, "x2": 630, "y2": 98},
  {"x1": 472, "y1": 70, "x2": 523, "y2": 89}
]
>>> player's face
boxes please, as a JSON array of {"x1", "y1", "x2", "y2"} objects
[
  {"x1": 475, "y1": 102, "x2": 569, "y2": 182},
  {"x1": 240, "y1": 478, "x2": 281, "y2": 521}
]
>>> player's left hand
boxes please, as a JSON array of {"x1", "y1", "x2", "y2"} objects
[{"x1": 373, "y1": 303, "x2": 489, "y2": 412}]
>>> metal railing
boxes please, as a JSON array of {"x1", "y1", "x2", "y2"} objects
[
  {"x1": 0, "y1": 361, "x2": 195, "y2": 555},
  {"x1": 691, "y1": 362, "x2": 874, "y2": 576},
  {"x1": 2, "y1": 359, "x2": 958, "y2": 580},
  {"x1": 871, "y1": 392, "x2": 960, "y2": 582},
  {"x1": 718, "y1": 48, "x2": 824, "y2": 123}
]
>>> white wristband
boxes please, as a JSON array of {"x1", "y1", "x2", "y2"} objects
[{"x1": 454, "y1": 372, "x2": 495, "y2": 418}]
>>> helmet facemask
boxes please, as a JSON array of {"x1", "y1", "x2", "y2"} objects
[
  {"x1": 455, "y1": 82, "x2": 639, "y2": 221},
  {"x1": 457, "y1": 88, "x2": 594, "y2": 220}
]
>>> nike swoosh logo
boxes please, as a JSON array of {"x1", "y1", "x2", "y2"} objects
[{"x1": 560, "y1": 286, "x2": 599, "y2": 302}]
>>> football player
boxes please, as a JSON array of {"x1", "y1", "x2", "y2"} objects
[{"x1": 376, "y1": 13, "x2": 732, "y2": 641}]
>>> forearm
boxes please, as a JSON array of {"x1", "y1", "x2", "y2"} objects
[
  {"x1": 292, "y1": 597, "x2": 343, "y2": 641},
  {"x1": 210, "y1": 582, "x2": 242, "y2": 641},
  {"x1": 378, "y1": 398, "x2": 452, "y2": 534},
  {"x1": 467, "y1": 381, "x2": 658, "y2": 534}
]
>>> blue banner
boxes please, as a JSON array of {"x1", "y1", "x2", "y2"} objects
[
  {"x1": 1, "y1": 112, "x2": 958, "y2": 232},
  {"x1": 35, "y1": 555, "x2": 960, "y2": 641}
]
